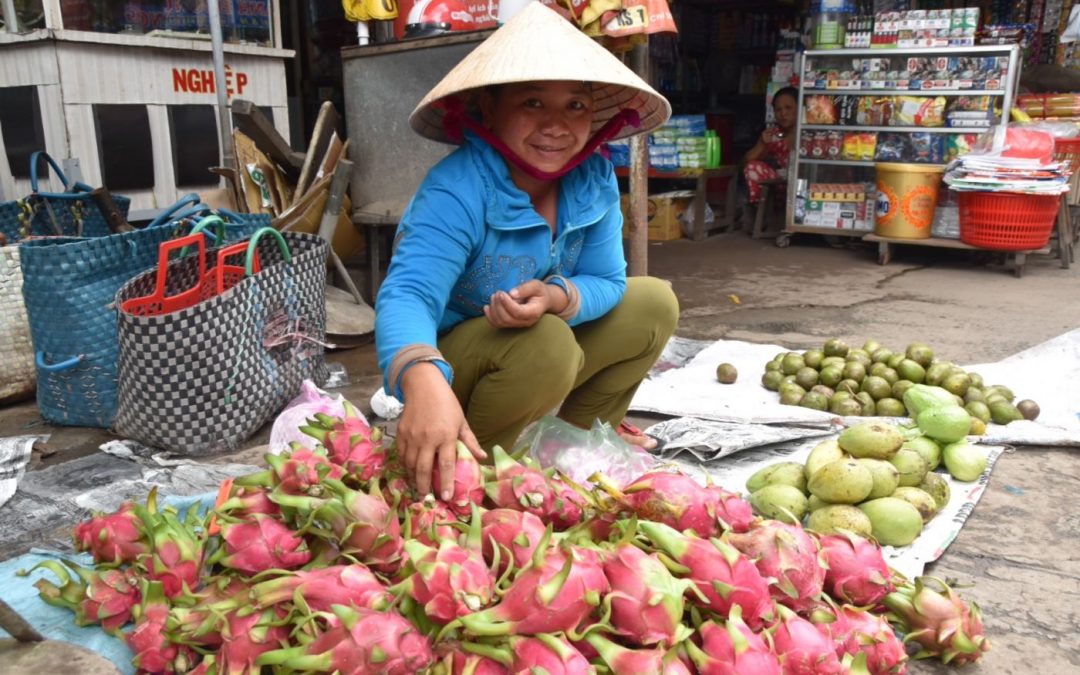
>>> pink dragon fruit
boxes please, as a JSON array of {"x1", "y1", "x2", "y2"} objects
[
  {"x1": 30, "y1": 559, "x2": 141, "y2": 633},
  {"x1": 604, "y1": 470, "x2": 726, "y2": 538},
  {"x1": 770, "y1": 605, "x2": 846, "y2": 675},
  {"x1": 585, "y1": 633, "x2": 692, "y2": 674},
  {"x1": 812, "y1": 604, "x2": 908, "y2": 675},
  {"x1": 638, "y1": 521, "x2": 775, "y2": 630},
  {"x1": 249, "y1": 564, "x2": 391, "y2": 613},
  {"x1": 602, "y1": 542, "x2": 695, "y2": 647},
  {"x1": 216, "y1": 607, "x2": 291, "y2": 675},
  {"x1": 427, "y1": 441, "x2": 484, "y2": 515},
  {"x1": 455, "y1": 538, "x2": 610, "y2": 637},
  {"x1": 436, "y1": 648, "x2": 511, "y2": 675},
  {"x1": 817, "y1": 533, "x2": 894, "y2": 607},
  {"x1": 480, "y1": 508, "x2": 548, "y2": 574},
  {"x1": 73, "y1": 501, "x2": 148, "y2": 565},
  {"x1": 135, "y1": 490, "x2": 204, "y2": 599},
  {"x1": 394, "y1": 506, "x2": 496, "y2": 625},
  {"x1": 256, "y1": 605, "x2": 434, "y2": 674},
  {"x1": 509, "y1": 634, "x2": 596, "y2": 674},
  {"x1": 704, "y1": 484, "x2": 756, "y2": 534},
  {"x1": 726, "y1": 520, "x2": 826, "y2": 614},
  {"x1": 483, "y1": 445, "x2": 557, "y2": 519},
  {"x1": 165, "y1": 578, "x2": 250, "y2": 647},
  {"x1": 883, "y1": 576, "x2": 990, "y2": 667},
  {"x1": 302, "y1": 480, "x2": 404, "y2": 574},
  {"x1": 126, "y1": 580, "x2": 186, "y2": 674},
  {"x1": 684, "y1": 607, "x2": 782, "y2": 675},
  {"x1": 405, "y1": 497, "x2": 459, "y2": 548},
  {"x1": 302, "y1": 401, "x2": 387, "y2": 481},
  {"x1": 549, "y1": 479, "x2": 589, "y2": 530},
  {"x1": 215, "y1": 486, "x2": 280, "y2": 519},
  {"x1": 210, "y1": 514, "x2": 312, "y2": 575},
  {"x1": 265, "y1": 445, "x2": 344, "y2": 497}
]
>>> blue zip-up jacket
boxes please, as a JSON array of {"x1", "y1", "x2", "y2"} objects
[{"x1": 375, "y1": 131, "x2": 627, "y2": 400}]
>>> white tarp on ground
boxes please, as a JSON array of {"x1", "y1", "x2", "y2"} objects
[
  {"x1": 629, "y1": 329, "x2": 1080, "y2": 577},
  {"x1": 633, "y1": 330, "x2": 1080, "y2": 444}
]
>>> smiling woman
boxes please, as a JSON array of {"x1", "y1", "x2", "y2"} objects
[{"x1": 374, "y1": 2, "x2": 679, "y2": 501}]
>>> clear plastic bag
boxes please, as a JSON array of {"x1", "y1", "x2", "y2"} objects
[
  {"x1": 268, "y1": 380, "x2": 361, "y2": 454},
  {"x1": 518, "y1": 415, "x2": 658, "y2": 487}
]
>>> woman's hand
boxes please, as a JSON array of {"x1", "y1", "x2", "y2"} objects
[
  {"x1": 397, "y1": 363, "x2": 485, "y2": 499},
  {"x1": 484, "y1": 280, "x2": 568, "y2": 329}
]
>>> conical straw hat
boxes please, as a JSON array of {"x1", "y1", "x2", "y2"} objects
[{"x1": 410, "y1": 2, "x2": 671, "y2": 144}]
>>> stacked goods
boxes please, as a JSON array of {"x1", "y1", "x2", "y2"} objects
[
  {"x1": 744, "y1": 417, "x2": 989, "y2": 548},
  {"x1": 24, "y1": 402, "x2": 991, "y2": 673},
  {"x1": 760, "y1": 337, "x2": 1039, "y2": 426}
]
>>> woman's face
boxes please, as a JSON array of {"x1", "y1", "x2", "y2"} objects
[
  {"x1": 481, "y1": 81, "x2": 595, "y2": 174},
  {"x1": 773, "y1": 93, "x2": 797, "y2": 132}
]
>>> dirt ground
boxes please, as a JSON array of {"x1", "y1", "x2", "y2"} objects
[{"x1": 2, "y1": 230, "x2": 1078, "y2": 673}]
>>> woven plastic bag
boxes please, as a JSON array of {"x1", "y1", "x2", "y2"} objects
[
  {"x1": 0, "y1": 246, "x2": 35, "y2": 404},
  {"x1": 114, "y1": 229, "x2": 330, "y2": 455}
]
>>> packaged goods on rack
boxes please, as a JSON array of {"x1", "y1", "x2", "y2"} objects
[
  {"x1": 803, "y1": 54, "x2": 1008, "y2": 91},
  {"x1": 800, "y1": 181, "x2": 876, "y2": 230},
  {"x1": 872, "y1": 7, "x2": 979, "y2": 48},
  {"x1": 804, "y1": 94, "x2": 954, "y2": 128},
  {"x1": 1017, "y1": 93, "x2": 1080, "y2": 119}
]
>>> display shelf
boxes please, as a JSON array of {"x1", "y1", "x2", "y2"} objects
[
  {"x1": 801, "y1": 88, "x2": 1005, "y2": 96},
  {"x1": 801, "y1": 124, "x2": 988, "y2": 134},
  {"x1": 863, "y1": 234, "x2": 1051, "y2": 276},
  {"x1": 784, "y1": 44, "x2": 1023, "y2": 257},
  {"x1": 800, "y1": 158, "x2": 945, "y2": 168}
]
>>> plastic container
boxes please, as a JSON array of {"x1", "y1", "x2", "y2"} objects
[
  {"x1": 874, "y1": 162, "x2": 944, "y2": 239},
  {"x1": 957, "y1": 192, "x2": 1060, "y2": 251},
  {"x1": 813, "y1": 12, "x2": 849, "y2": 49}
]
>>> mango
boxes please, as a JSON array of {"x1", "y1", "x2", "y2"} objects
[
  {"x1": 858, "y1": 498, "x2": 924, "y2": 547},
  {"x1": 856, "y1": 458, "x2": 901, "y2": 498},
  {"x1": 888, "y1": 448, "x2": 930, "y2": 487},
  {"x1": 917, "y1": 472, "x2": 952, "y2": 511},
  {"x1": 806, "y1": 505, "x2": 873, "y2": 538},
  {"x1": 804, "y1": 439, "x2": 845, "y2": 480},
  {"x1": 837, "y1": 422, "x2": 904, "y2": 459},
  {"x1": 891, "y1": 486, "x2": 939, "y2": 523},
  {"x1": 942, "y1": 441, "x2": 988, "y2": 482},
  {"x1": 807, "y1": 459, "x2": 873, "y2": 504},
  {"x1": 917, "y1": 406, "x2": 971, "y2": 444},
  {"x1": 749, "y1": 484, "x2": 808, "y2": 524},
  {"x1": 902, "y1": 436, "x2": 942, "y2": 471},
  {"x1": 746, "y1": 461, "x2": 807, "y2": 494}
]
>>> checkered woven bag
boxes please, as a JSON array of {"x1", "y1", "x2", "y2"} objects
[
  {"x1": 113, "y1": 229, "x2": 329, "y2": 455},
  {"x1": 0, "y1": 246, "x2": 35, "y2": 404}
]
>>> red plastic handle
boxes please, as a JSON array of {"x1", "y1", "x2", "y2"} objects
[{"x1": 214, "y1": 241, "x2": 261, "y2": 293}]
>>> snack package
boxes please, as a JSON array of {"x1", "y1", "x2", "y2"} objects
[
  {"x1": 909, "y1": 132, "x2": 945, "y2": 163},
  {"x1": 858, "y1": 132, "x2": 878, "y2": 161},
  {"x1": 893, "y1": 96, "x2": 946, "y2": 126},
  {"x1": 836, "y1": 95, "x2": 860, "y2": 125},
  {"x1": 857, "y1": 96, "x2": 894, "y2": 126},
  {"x1": 842, "y1": 133, "x2": 861, "y2": 160},
  {"x1": 875, "y1": 133, "x2": 909, "y2": 161},
  {"x1": 826, "y1": 130, "x2": 843, "y2": 158},
  {"x1": 805, "y1": 95, "x2": 839, "y2": 125}
]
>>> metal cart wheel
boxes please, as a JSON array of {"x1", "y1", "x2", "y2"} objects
[{"x1": 775, "y1": 233, "x2": 791, "y2": 248}]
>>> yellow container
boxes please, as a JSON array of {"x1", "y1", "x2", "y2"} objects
[{"x1": 874, "y1": 162, "x2": 944, "y2": 239}]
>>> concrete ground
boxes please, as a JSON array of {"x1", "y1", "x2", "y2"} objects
[{"x1": 2, "y1": 230, "x2": 1078, "y2": 673}]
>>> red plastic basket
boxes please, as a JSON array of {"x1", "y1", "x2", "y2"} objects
[
  {"x1": 957, "y1": 191, "x2": 1060, "y2": 251},
  {"x1": 1053, "y1": 137, "x2": 1080, "y2": 172}
]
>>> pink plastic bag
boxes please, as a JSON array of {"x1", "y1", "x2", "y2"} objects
[{"x1": 268, "y1": 380, "x2": 364, "y2": 454}]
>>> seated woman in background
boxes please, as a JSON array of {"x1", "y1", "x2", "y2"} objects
[{"x1": 742, "y1": 86, "x2": 798, "y2": 204}]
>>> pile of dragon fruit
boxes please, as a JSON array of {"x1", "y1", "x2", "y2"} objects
[{"x1": 26, "y1": 401, "x2": 990, "y2": 674}]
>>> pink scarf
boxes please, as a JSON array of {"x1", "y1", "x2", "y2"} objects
[{"x1": 438, "y1": 96, "x2": 640, "y2": 181}]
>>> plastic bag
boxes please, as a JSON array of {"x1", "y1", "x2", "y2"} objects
[
  {"x1": 972, "y1": 125, "x2": 1056, "y2": 164},
  {"x1": 268, "y1": 380, "x2": 358, "y2": 454},
  {"x1": 519, "y1": 415, "x2": 658, "y2": 487}
]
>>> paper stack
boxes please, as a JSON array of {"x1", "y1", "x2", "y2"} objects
[{"x1": 943, "y1": 154, "x2": 1072, "y2": 195}]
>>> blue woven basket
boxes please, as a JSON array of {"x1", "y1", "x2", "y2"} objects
[
  {"x1": 19, "y1": 209, "x2": 265, "y2": 428},
  {"x1": 0, "y1": 152, "x2": 131, "y2": 244}
]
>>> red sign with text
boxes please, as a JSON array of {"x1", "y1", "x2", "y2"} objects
[{"x1": 171, "y1": 65, "x2": 249, "y2": 98}]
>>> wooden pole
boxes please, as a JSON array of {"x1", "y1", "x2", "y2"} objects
[{"x1": 627, "y1": 43, "x2": 650, "y2": 277}]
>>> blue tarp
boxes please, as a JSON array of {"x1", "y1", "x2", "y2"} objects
[{"x1": 0, "y1": 493, "x2": 216, "y2": 674}]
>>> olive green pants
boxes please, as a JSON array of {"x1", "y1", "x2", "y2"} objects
[{"x1": 437, "y1": 276, "x2": 679, "y2": 452}]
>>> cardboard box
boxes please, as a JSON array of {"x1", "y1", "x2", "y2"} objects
[{"x1": 620, "y1": 191, "x2": 689, "y2": 241}]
